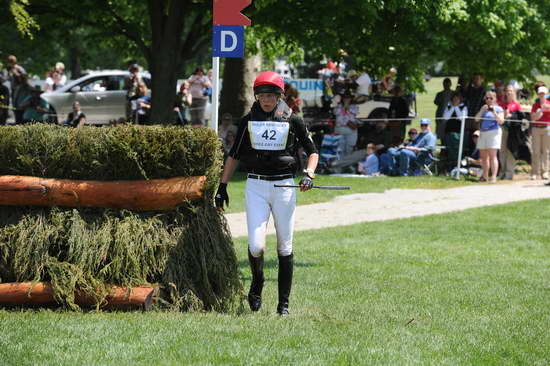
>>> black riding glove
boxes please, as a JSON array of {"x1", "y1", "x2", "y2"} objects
[
  {"x1": 215, "y1": 183, "x2": 229, "y2": 209},
  {"x1": 299, "y1": 176, "x2": 314, "y2": 191}
]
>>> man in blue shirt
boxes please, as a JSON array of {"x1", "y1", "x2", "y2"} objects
[{"x1": 386, "y1": 118, "x2": 437, "y2": 176}]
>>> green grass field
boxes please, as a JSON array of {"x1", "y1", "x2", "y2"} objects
[{"x1": 1, "y1": 199, "x2": 549, "y2": 365}]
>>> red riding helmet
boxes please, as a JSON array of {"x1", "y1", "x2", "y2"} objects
[{"x1": 253, "y1": 71, "x2": 284, "y2": 95}]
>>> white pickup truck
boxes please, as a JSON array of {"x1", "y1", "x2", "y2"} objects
[{"x1": 287, "y1": 78, "x2": 393, "y2": 119}]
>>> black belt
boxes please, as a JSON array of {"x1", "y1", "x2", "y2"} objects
[
  {"x1": 532, "y1": 124, "x2": 548, "y2": 128},
  {"x1": 247, "y1": 174, "x2": 294, "y2": 181}
]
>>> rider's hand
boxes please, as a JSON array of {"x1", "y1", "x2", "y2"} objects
[
  {"x1": 299, "y1": 176, "x2": 314, "y2": 192},
  {"x1": 215, "y1": 183, "x2": 229, "y2": 210}
]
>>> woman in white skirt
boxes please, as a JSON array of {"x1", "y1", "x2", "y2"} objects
[{"x1": 475, "y1": 91, "x2": 505, "y2": 183}]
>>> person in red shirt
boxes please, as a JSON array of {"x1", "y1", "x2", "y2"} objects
[
  {"x1": 499, "y1": 85, "x2": 522, "y2": 180},
  {"x1": 530, "y1": 86, "x2": 550, "y2": 180}
]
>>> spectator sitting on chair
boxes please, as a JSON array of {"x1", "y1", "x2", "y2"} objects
[
  {"x1": 465, "y1": 130, "x2": 481, "y2": 167},
  {"x1": 64, "y1": 101, "x2": 86, "y2": 127},
  {"x1": 451, "y1": 130, "x2": 482, "y2": 178},
  {"x1": 379, "y1": 127, "x2": 416, "y2": 174},
  {"x1": 385, "y1": 118, "x2": 437, "y2": 176}
]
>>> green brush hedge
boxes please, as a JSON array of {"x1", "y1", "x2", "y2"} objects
[{"x1": 0, "y1": 125, "x2": 242, "y2": 311}]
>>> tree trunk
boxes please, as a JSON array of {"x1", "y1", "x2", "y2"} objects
[
  {"x1": 147, "y1": 1, "x2": 186, "y2": 125},
  {"x1": 69, "y1": 46, "x2": 82, "y2": 79},
  {"x1": 220, "y1": 53, "x2": 261, "y2": 119},
  {"x1": 149, "y1": 51, "x2": 180, "y2": 125}
]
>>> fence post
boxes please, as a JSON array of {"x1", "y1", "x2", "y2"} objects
[{"x1": 454, "y1": 114, "x2": 466, "y2": 179}]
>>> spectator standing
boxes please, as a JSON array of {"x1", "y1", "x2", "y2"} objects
[
  {"x1": 187, "y1": 67, "x2": 211, "y2": 127},
  {"x1": 284, "y1": 83, "x2": 302, "y2": 116},
  {"x1": 44, "y1": 69, "x2": 59, "y2": 92},
  {"x1": 133, "y1": 82, "x2": 151, "y2": 125},
  {"x1": 380, "y1": 67, "x2": 397, "y2": 94},
  {"x1": 0, "y1": 74, "x2": 9, "y2": 125},
  {"x1": 218, "y1": 112, "x2": 238, "y2": 153},
  {"x1": 21, "y1": 86, "x2": 49, "y2": 123},
  {"x1": 456, "y1": 75, "x2": 469, "y2": 99},
  {"x1": 5, "y1": 55, "x2": 26, "y2": 97},
  {"x1": 64, "y1": 101, "x2": 86, "y2": 127},
  {"x1": 434, "y1": 78, "x2": 453, "y2": 141},
  {"x1": 465, "y1": 73, "x2": 486, "y2": 135},
  {"x1": 12, "y1": 73, "x2": 33, "y2": 124},
  {"x1": 495, "y1": 82, "x2": 505, "y2": 106},
  {"x1": 529, "y1": 86, "x2": 550, "y2": 180},
  {"x1": 442, "y1": 91, "x2": 468, "y2": 141},
  {"x1": 318, "y1": 61, "x2": 336, "y2": 113},
  {"x1": 355, "y1": 70, "x2": 372, "y2": 97},
  {"x1": 475, "y1": 91, "x2": 505, "y2": 183},
  {"x1": 55, "y1": 62, "x2": 67, "y2": 88},
  {"x1": 124, "y1": 64, "x2": 143, "y2": 122},
  {"x1": 333, "y1": 90, "x2": 359, "y2": 157},
  {"x1": 499, "y1": 85, "x2": 522, "y2": 180},
  {"x1": 387, "y1": 85, "x2": 409, "y2": 144},
  {"x1": 174, "y1": 81, "x2": 192, "y2": 125}
]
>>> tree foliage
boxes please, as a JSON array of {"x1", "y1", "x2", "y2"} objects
[
  {"x1": 253, "y1": 0, "x2": 550, "y2": 89},
  {"x1": 5, "y1": 0, "x2": 550, "y2": 119}
]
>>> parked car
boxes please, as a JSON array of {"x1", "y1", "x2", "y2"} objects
[{"x1": 41, "y1": 70, "x2": 151, "y2": 125}]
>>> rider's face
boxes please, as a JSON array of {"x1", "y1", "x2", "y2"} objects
[{"x1": 257, "y1": 93, "x2": 278, "y2": 112}]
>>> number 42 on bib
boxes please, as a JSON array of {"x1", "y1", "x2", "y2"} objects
[{"x1": 248, "y1": 121, "x2": 290, "y2": 150}]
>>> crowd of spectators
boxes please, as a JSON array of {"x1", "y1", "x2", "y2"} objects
[
  {"x1": 315, "y1": 65, "x2": 547, "y2": 182},
  {"x1": 2, "y1": 54, "x2": 550, "y2": 183}
]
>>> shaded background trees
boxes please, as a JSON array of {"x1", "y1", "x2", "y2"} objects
[{"x1": 3, "y1": 0, "x2": 550, "y2": 122}]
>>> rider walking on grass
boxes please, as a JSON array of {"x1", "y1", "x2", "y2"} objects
[{"x1": 215, "y1": 71, "x2": 319, "y2": 316}]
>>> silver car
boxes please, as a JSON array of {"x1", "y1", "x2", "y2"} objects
[{"x1": 42, "y1": 70, "x2": 150, "y2": 125}]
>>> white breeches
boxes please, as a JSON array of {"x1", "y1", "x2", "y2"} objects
[{"x1": 245, "y1": 177, "x2": 296, "y2": 258}]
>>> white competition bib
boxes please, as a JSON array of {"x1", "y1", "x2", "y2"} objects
[{"x1": 248, "y1": 121, "x2": 290, "y2": 151}]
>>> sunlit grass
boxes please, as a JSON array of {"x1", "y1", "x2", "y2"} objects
[{"x1": 1, "y1": 200, "x2": 549, "y2": 365}]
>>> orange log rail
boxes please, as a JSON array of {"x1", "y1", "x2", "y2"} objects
[
  {"x1": 0, "y1": 282, "x2": 157, "y2": 311},
  {"x1": 0, "y1": 175, "x2": 206, "y2": 211}
]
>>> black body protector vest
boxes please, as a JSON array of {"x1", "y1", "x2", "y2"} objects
[{"x1": 236, "y1": 100, "x2": 300, "y2": 175}]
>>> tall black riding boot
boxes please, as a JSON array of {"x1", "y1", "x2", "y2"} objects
[
  {"x1": 248, "y1": 249, "x2": 265, "y2": 312},
  {"x1": 277, "y1": 253, "x2": 294, "y2": 316}
]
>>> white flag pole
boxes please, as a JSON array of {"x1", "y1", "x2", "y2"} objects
[
  {"x1": 212, "y1": 56, "x2": 220, "y2": 133},
  {"x1": 455, "y1": 113, "x2": 466, "y2": 179}
]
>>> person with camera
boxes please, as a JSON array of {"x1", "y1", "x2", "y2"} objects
[
  {"x1": 174, "y1": 81, "x2": 192, "y2": 126},
  {"x1": 187, "y1": 67, "x2": 211, "y2": 127},
  {"x1": 215, "y1": 71, "x2": 318, "y2": 316},
  {"x1": 530, "y1": 86, "x2": 550, "y2": 181},
  {"x1": 334, "y1": 89, "x2": 359, "y2": 157},
  {"x1": 475, "y1": 91, "x2": 505, "y2": 183},
  {"x1": 20, "y1": 86, "x2": 50, "y2": 123},
  {"x1": 124, "y1": 64, "x2": 143, "y2": 122}
]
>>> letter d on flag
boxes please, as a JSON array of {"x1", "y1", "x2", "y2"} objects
[{"x1": 213, "y1": 25, "x2": 244, "y2": 58}]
